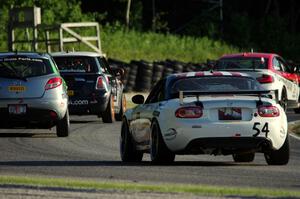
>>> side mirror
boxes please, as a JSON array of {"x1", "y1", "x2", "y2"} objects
[
  {"x1": 112, "y1": 68, "x2": 125, "y2": 79},
  {"x1": 132, "y1": 94, "x2": 144, "y2": 104},
  {"x1": 292, "y1": 66, "x2": 298, "y2": 73},
  {"x1": 286, "y1": 60, "x2": 298, "y2": 73}
]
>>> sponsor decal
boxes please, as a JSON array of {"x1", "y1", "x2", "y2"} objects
[
  {"x1": 69, "y1": 100, "x2": 89, "y2": 105},
  {"x1": 0, "y1": 57, "x2": 43, "y2": 62},
  {"x1": 90, "y1": 100, "x2": 98, "y2": 104},
  {"x1": 8, "y1": 86, "x2": 26, "y2": 92}
]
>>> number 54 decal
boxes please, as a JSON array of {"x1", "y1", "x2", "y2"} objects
[{"x1": 253, "y1": 122, "x2": 269, "y2": 137}]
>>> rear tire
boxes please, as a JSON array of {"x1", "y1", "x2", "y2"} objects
[
  {"x1": 102, "y1": 95, "x2": 115, "y2": 123},
  {"x1": 232, "y1": 153, "x2": 255, "y2": 162},
  {"x1": 56, "y1": 109, "x2": 70, "y2": 137},
  {"x1": 279, "y1": 90, "x2": 288, "y2": 112},
  {"x1": 150, "y1": 121, "x2": 175, "y2": 164},
  {"x1": 264, "y1": 135, "x2": 289, "y2": 165},
  {"x1": 115, "y1": 94, "x2": 126, "y2": 121},
  {"x1": 120, "y1": 119, "x2": 143, "y2": 162}
]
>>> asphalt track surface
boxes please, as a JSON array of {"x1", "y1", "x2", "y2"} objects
[{"x1": 0, "y1": 111, "x2": 299, "y2": 190}]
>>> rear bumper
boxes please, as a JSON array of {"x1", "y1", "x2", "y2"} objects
[
  {"x1": 0, "y1": 108, "x2": 61, "y2": 128},
  {"x1": 0, "y1": 98, "x2": 68, "y2": 129},
  {"x1": 176, "y1": 137, "x2": 272, "y2": 155},
  {"x1": 162, "y1": 117, "x2": 287, "y2": 152},
  {"x1": 68, "y1": 94, "x2": 109, "y2": 115}
]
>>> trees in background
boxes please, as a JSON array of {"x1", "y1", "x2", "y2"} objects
[
  {"x1": 80, "y1": 0, "x2": 300, "y2": 61},
  {"x1": 222, "y1": 0, "x2": 300, "y2": 61},
  {"x1": 0, "y1": 0, "x2": 299, "y2": 61}
]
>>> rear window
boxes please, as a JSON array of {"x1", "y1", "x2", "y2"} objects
[
  {"x1": 171, "y1": 76, "x2": 263, "y2": 93},
  {"x1": 0, "y1": 57, "x2": 52, "y2": 78},
  {"x1": 216, "y1": 57, "x2": 268, "y2": 70},
  {"x1": 53, "y1": 56, "x2": 98, "y2": 73}
]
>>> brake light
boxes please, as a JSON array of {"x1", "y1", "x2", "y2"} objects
[
  {"x1": 96, "y1": 76, "x2": 107, "y2": 90},
  {"x1": 258, "y1": 106, "x2": 280, "y2": 117},
  {"x1": 175, "y1": 106, "x2": 203, "y2": 118},
  {"x1": 256, "y1": 75, "x2": 274, "y2": 84},
  {"x1": 45, "y1": 77, "x2": 62, "y2": 90},
  {"x1": 50, "y1": 111, "x2": 58, "y2": 120}
]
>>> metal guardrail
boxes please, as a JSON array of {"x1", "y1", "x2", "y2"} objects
[
  {"x1": 58, "y1": 22, "x2": 101, "y2": 54},
  {"x1": 8, "y1": 7, "x2": 102, "y2": 54}
]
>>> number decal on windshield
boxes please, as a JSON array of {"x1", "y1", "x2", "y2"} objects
[{"x1": 252, "y1": 122, "x2": 269, "y2": 137}]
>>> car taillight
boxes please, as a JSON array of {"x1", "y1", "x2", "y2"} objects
[
  {"x1": 96, "y1": 76, "x2": 107, "y2": 90},
  {"x1": 45, "y1": 77, "x2": 62, "y2": 90},
  {"x1": 175, "y1": 106, "x2": 203, "y2": 118},
  {"x1": 258, "y1": 106, "x2": 280, "y2": 117},
  {"x1": 256, "y1": 74, "x2": 274, "y2": 84},
  {"x1": 50, "y1": 111, "x2": 58, "y2": 120}
]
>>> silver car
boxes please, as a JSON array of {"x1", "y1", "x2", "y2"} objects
[{"x1": 0, "y1": 52, "x2": 70, "y2": 137}]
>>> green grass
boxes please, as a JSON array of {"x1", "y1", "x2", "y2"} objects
[
  {"x1": 0, "y1": 175, "x2": 299, "y2": 198},
  {"x1": 101, "y1": 27, "x2": 239, "y2": 63}
]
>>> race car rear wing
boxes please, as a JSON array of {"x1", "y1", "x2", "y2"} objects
[{"x1": 178, "y1": 90, "x2": 275, "y2": 105}]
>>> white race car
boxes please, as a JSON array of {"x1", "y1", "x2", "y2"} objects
[
  {"x1": 216, "y1": 53, "x2": 300, "y2": 111},
  {"x1": 120, "y1": 71, "x2": 289, "y2": 165}
]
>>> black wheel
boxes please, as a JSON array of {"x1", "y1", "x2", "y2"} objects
[
  {"x1": 232, "y1": 153, "x2": 255, "y2": 162},
  {"x1": 150, "y1": 121, "x2": 175, "y2": 164},
  {"x1": 120, "y1": 119, "x2": 143, "y2": 162},
  {"x1": 102, "y1": 95, "x2": 115, "y2": 123},
  {"x1": 56, "y1": 109, "x2": 70, "y2": 137},
  {"x1": 115, "y1": 94, "x2": 126, "y2": 121},
  {"x1": 264, "y1": 135, "x2": 290, "y2": 165},
  {"x1": 279, "y1": 90, "x2": 288, "y2": 112}
]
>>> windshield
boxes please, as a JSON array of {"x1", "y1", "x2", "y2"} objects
[
  {"x1": 53, "y1": 56, "x2": 98, "y2": 73},
  {"x1": 0, "y1": 57, "x2": 52, "y2": 79},
  {"x1": 171, "y1": 76, "x2": 263, "y2": 94},
  {"x1": 215, "y1": 57, "x2": 268, "y2": 70}
]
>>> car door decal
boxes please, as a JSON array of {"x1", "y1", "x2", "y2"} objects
[{"x1": 275, "y1": 72, "x2": 298, "y2": 99}]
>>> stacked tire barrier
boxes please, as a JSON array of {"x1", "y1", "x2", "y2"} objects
[
  {"x1": 124, "y1": 61, "x2": 138, "y2": 92},
  {"x1": 108, "y1": 58, "x2": 211, "y2": 92},
  {"x1": 152, "y1": 62, "x2": 164, "y2": 85},
  {"x1": 134, "y1": 60, "x2": 153, "y2": 92}
]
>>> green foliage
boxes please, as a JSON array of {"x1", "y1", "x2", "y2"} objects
[
  {"x1": 129, "y1": 0, "x2": 143, "y2": 30},
  {"x1": 0, "y1": 0, "x2": 238, "y2": 63},
  {"x1": 223, "y1": 12, "x2": 300, "y2": 62},
  {"x1": 224, "y1": 13, "x2": 252, "y2": 48},
  {"x1": 0, "y1": 0, "x2": 95, "y2": 50}
]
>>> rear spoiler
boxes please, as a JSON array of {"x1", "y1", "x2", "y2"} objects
[{"x1": 178, "y1": 90, "x2": 274, "y2": 105}]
